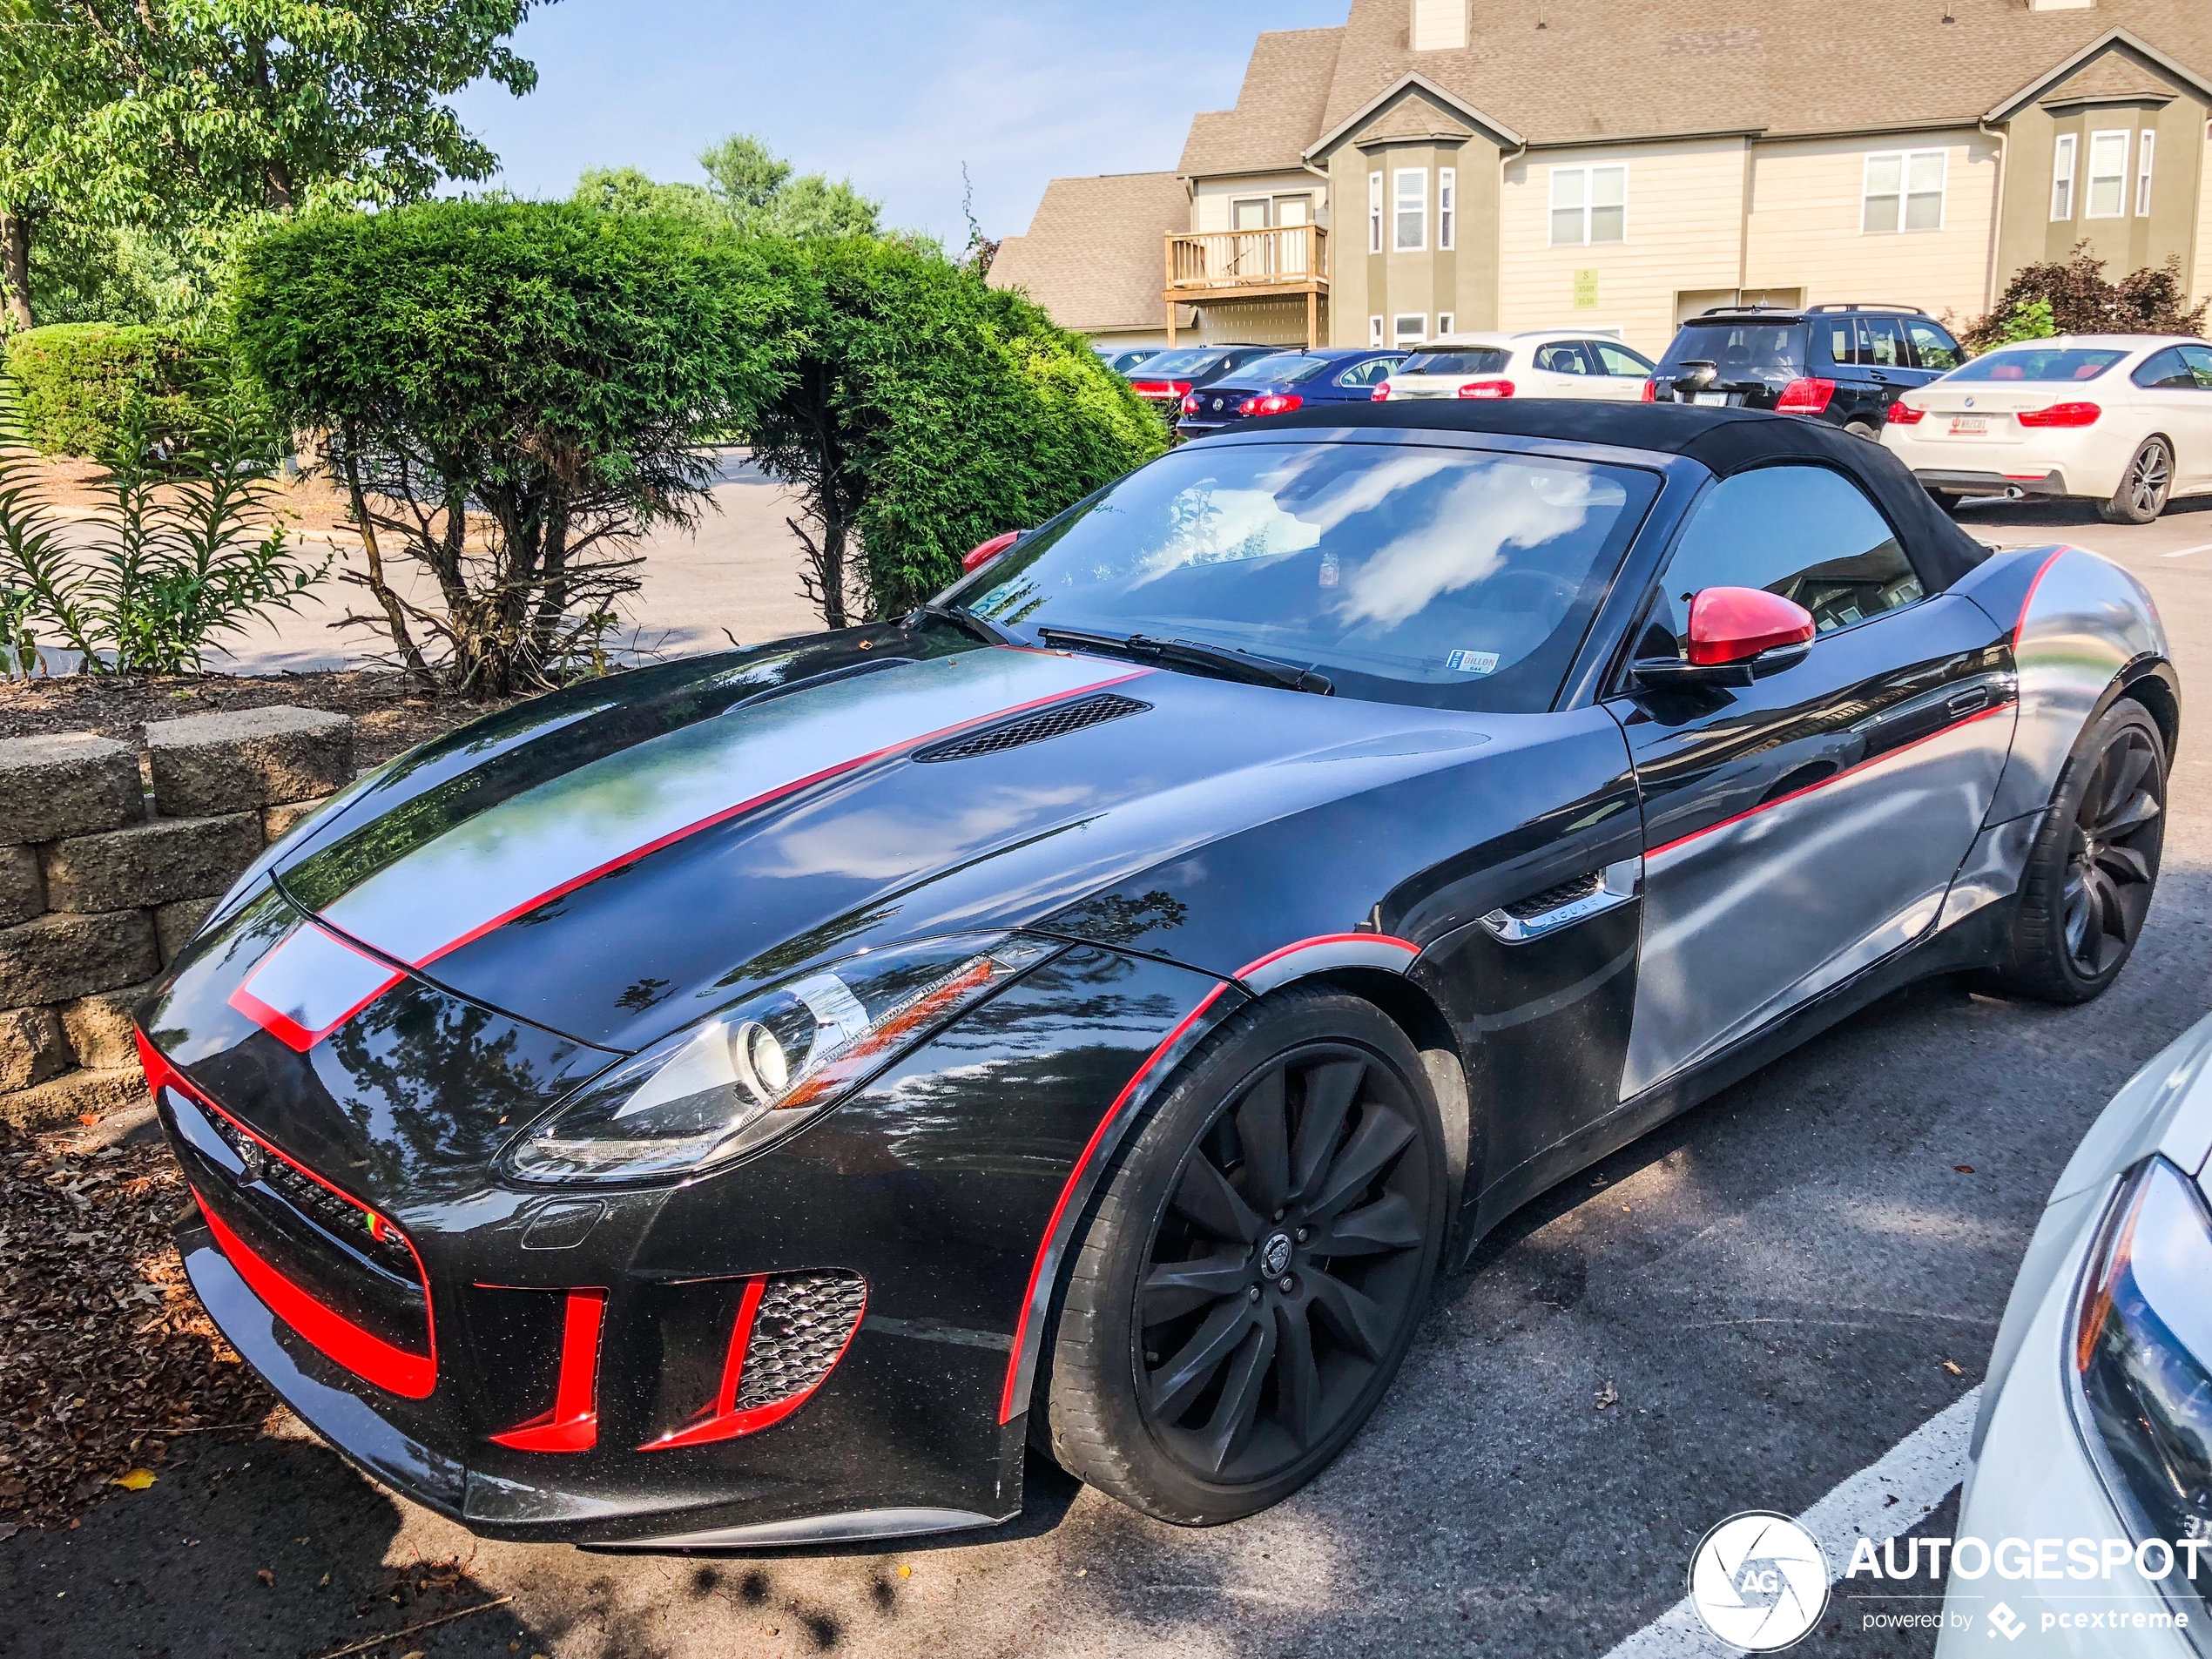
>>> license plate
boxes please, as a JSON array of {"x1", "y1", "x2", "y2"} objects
[
  {"x1": 1949, "y1": 415, "x2": 1989, "y2": 435},
  {"x1": 1694, "y1": 393, "x2": 1727, "y2": 407}
]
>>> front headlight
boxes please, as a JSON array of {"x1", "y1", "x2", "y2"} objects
[
  {"x1": 505, "y1": 934, "x2": 1060, "y2": 1184},
  {"x1": 2071, "y1": 1157, "x2": 2212, "y2": 1632}
]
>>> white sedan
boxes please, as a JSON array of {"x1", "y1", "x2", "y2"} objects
[
  {"x1": 1375, "y1": 330, "x2": 1656, "y2": 403},
  {"x1": 1939, "y1": 1014, "x2": 2212, "y2": 1655},
  {"x1": 1883, "y1": 334, "x2": 2212, "y2": 523}
]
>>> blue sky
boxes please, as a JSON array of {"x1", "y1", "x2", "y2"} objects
[{"x1": 448, "y1": 1, "x2": 1346, "y2": 245}]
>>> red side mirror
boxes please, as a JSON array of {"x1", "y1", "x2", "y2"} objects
[
  {"x1": 963, "y1": 530, "x2": 1022, "y2": 573},
  {"x1": 1686, "y1": 587, "x2": 1816, "y2": 667}
]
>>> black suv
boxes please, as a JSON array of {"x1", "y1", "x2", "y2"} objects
[{"x1": 1648, "y1": 304, "x2": 1965, "y2": 436}]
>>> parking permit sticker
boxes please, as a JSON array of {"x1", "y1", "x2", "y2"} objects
[
  {"x1": 1319, "y1": 550, "x2": 1339, "y2": 589},
  {"x1": 1446, "y1": 650, "x2": 1500, "y2": 675}
]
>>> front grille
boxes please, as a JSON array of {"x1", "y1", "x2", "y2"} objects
[
  {"x1": 201, "y1": 1103, "x2": 416, "y2": 1281},
  {"x1": 737, "y1": 1271, "x2": 867, "y2": 1410},
  {"x1": 1503, "y1": 872, "x2": 1603, "y2": 921},
  {"x1": 913, "y1": 692, "x2": 1150, "y2": 763}
]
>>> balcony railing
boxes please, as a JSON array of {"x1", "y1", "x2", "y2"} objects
[{"x1": 1164, "y1": 226, "x2": 1330, "y2": 294}]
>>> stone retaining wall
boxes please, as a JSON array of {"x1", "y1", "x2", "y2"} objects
[{"x1": 0, "y1": 706, "x2": 352, "y2": 1129}]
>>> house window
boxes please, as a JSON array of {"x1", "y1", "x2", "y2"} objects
[
  {"x1": 1862, "y1": 151, "x2": 1946, "y2": 233},
  {"x1": 1370, "y1": 314, "x2": 1386, "y2": 347},
  {"x1": 1231, "y1": 198, "x2": 1269, "y2": 232},
  {"x1": 1411, "y1": 0, "x2": 1466, "y2": 51},
  {"x1": 2137, "y1": 130, "x2": 2157, "y2": 216},
  {"x1": 1393, "y1": 314, "x2": 1428, "y2": 348},
  {"x1": 1438, "y1": 168, "x2": 1456, "y2": 250},
  {"x1": 1368, "y1": 172, "x2": 1384, "y2": 254},
  {"x1": 1550, "y1": 165, "x2": 1626, "y2": 246},
  {"x1": 1394, "y1": 168, "x2": 1427, "y2": 251},
  {"x1": 2051, "y1": 133, "x2": 2076, "y2": 219},
  {"x1": 1436, "y1": 312, "x2": 1456, "y2": 334},
  {"x1": 2086, "y1": 130, "x2": 2129, "y2": 218}
]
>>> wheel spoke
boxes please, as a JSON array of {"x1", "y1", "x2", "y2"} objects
[
  {"x1": 1173, "y1": 1150, "x2": 1264, "y2": 1244},
  {"x1": 2103, "y1": 791, "x2": 2161, "y2": 834},
  {"x1": 1142, "y1": 1249, "x2": 1253, "y2": 1325},
  {"x1": 1305, "y1": 1105, "x2": 1415, "y2": 1226},
  {"x1": 1305, "y1": 1264, "x2": 1391, "y2": 1361},
  {"x1": 1234, "y1": 1067, "x2": 1291, "y2": 1217},
  {"x1": 2094, "y1": 841, "x2": 2152, "y2": 886},
  {"x1": 2088, "y1": 867, "x2": 2130, "y2": 943},
  {"x1": 1274, "y1": 1302, "x2": 1321, "y2": 1449},
  {"x1": 1150, "y1": 1298, "x2": 1256, "y2": 1422},
  {"x1": 2100, "y1": 745, "x2": 2152, "y2": 824},
  {"x1": 1310, "y1": 1190, "x2": 1422, "y2": 1258},
  {"x1": 1289, "y1": 1059, "x2": 1363, "y2": 1203},
  {"x1": 1194, "y1": 1316, "x2": 1277, "y2": 1474}
]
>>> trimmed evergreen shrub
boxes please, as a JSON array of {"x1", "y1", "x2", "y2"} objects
[{"x1": 1, "y1": 323, "x2": 202, "y2": 456}]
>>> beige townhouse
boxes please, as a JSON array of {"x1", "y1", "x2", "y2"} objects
[{"x1": 988, "y1": 0, "x2": 2212, "y2": 359}]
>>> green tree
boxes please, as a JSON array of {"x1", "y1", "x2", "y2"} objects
[
  {"x1": 698, "y1": 132, "x2": 881, "y2": 239},
  {"x1": 570, "y1": 165, "x2": 726, "y2": 233},
  {"x1": 746, "y1": 236, "x2": 1164, "y2": 627},
  {"x1": 231, "y1": 200, "x2": 799, "y2": 697}
]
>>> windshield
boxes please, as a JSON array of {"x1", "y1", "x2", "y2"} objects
[
  {"x1": 1657, "y1": 322, "x2": 1807, "y2": 376},
  {"x1": 1946, "y1": 346, "x2": 2128, "y2": 383},
  {"x1": 1134, "y1": 349, "x2": 1227, "y2": 378},
  {"x1": 944, "y1": 442, "x2": 1658, "y2": 713},
  {"x1": 1399, "y1": 349, "x2": 1510, "y2": 376},
  {"x1": 1236, "y1": 354, "x2": 1334, "y2": 384}
]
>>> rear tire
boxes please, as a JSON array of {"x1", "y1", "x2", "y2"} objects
[
  {"x1": 1844, "y1": 419, "x2": 1881, "y2": 442},
  {"x1": 2097, "y1": 437, "x2": 2173, "y2": 524},
  {"x1": 1042, "y1": 988, "x2": 1446, "y2": 1525},
  {"x1": 1991, "y1": 699, "x2": 2166, "y2": 1004}
]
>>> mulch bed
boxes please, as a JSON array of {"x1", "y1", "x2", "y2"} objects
[
  {"x1": 1, "y1": 668, "x2": 526, "y2": 1535},
  {"x1": 0, "y1": 1120, "x2": 275, "y2": 1535},
  {"x1": 0, "y1": 669, "x2": 511, "y2": 768}
]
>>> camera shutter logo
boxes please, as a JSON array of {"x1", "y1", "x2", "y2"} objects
[{"x1": 1688, "y1": 1512, "x2": 1831, "y2": 1650}]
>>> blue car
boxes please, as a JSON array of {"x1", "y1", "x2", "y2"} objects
[{"x1": 1175, "y1": 347, "x2": 1406, "y2": 438}]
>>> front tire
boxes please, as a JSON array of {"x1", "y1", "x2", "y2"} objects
[
  {"x1": 1042, "y1": 988, "x2": 1446, "y2": 1525},
  {"x1": 1991, "y1": 699, "x2": 2166, "y2": 1003},
  {"x1": 2098, "y1": 437, "x2": 2173, "y2": 524}
]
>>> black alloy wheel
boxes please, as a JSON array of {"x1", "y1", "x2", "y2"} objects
[
  {"x1": 1041, "y1": 988, "x2": 1446, "y2": 1524},
  {"x1": 2101, "y1": 437, "x2": 2174, "y2": 525},
  {"x1": 1994, "y1": 699, "x2": 2166, "y2": 1003}
]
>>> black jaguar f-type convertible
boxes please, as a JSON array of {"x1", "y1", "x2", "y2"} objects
[{"x1": 139, "y1": 401, "x2": 2174, "y2": 1548}]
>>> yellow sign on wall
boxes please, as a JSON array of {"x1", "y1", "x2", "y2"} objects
[{"x1": 1573, "y1": 269, "x2": 1600, "y2": 309}]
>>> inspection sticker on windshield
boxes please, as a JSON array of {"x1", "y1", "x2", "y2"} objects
[{"x1": 1446, "y1": 650, "x2": 1500, "y2": 675}]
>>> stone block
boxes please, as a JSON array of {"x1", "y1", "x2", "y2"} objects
[
  {"x1": 261, "y1": 794, "x2": 332, "y2": 844},
  {"x1": 0, "y1": 911, "x2": 158, "y2": 1007},
  {"x1": 0, "y1": 1065, "x2": 148, "y2": 1130},
  {"x1": 39, "y1": 813, "x2": 261, "y2": 914},
  {"x1": 58, "y1": 979, "x2": 157, "y2": 1071},
  {"x1": 146, "y1": 705, "x2": 352, "y2": 816},
  {"x1": 0, "y1": 1005, "x2": 70, "y2": 1091},
  {"x1": 0, "y1": 732, "x2": 142, "y2": 846},
  {"x1": 0, "y1": 844, "x2": 42, "y2": 927},
  {"x1": 155, "y1": 896, "x2": 219, "y2": 966}
]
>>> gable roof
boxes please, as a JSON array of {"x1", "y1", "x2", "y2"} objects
[
  {"x1": 987, "y1": 172, "x2": 1187, "y2": 334},
  {"x1": 1295, "y1": 0, "x2": 2212, "y2": 151},
  {"x1": 1305, "y1": 73, "x2": 1521, "y2": 158},
  {"x1": 1177, "y1": 28, "x2": 1344, "y2": 177},
  {"x1": 1987, "y1": 27, "x2": 2212, "y2": 120}
]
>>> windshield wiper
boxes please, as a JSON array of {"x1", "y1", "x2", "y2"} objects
[
  {"x1": 1037, "y1": 625, "x2": 1333, "y2": 696},
  {"x1": 909, "y1": 602, "x2": 1016, "y2": 648}
]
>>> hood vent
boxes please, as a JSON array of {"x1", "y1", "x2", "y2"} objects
[{"x1": 914, "y1": 691, "x2": 1150, "y2": 763}]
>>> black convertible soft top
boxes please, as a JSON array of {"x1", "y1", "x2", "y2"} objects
[{"x1": 1242, "y1": 401, "x2": 1991, "y2": 594}]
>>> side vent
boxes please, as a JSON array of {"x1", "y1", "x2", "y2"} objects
[{"x1": 914, "y1": 692, "x2": 1150, "y2": 763}]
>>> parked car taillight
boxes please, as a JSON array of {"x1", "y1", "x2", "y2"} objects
[
  {"x1": 1885, "y1": 400, "x2": 1926, "y2": 425},
  {"x1": 1371, "y1": 383, "x2": 1391, "y2": 401},
  {"x1": 1775, "y1": 377, "x2": 1837, "y2": 415},
  {"x1": 1457, "y1": 380, "x2": 1514, "y2": 400},
  {"x1": 1182, "y1": 393, "x2": 1202, "y2": 415},
  {"x1": 1239, "y1": 394, "x2": 1302, "y2": 416},
  {"x1": 1130, "y1": 380, "x2": 1192, "y2": 401},
  {"x1": 962, "y1": 530, "x2": 1021, "y2": 572},
  {"x1": 2018, "y1": 401, "x2": 2102, "y2": 428},
  {"x1": 1639, "y1": 378, "x2": 1656, "y2": 402}
]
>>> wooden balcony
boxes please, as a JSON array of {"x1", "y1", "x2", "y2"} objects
[{"x1": 1163, "y1": 226, "x2": 1329, "y2": 348}]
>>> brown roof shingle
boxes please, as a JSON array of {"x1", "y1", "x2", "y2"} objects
[
  {"x1": 1176, "y1": 28, "x2": 1345, "y2": 176},
  {"x1": 988, "y1": 171, "x2": 1188, "y2": 334}
]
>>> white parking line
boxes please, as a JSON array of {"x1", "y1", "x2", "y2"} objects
[
  {"x1": 1599, "y1": 1387, "x2": 1983, "y2": 1658},
  {"x1": 2160, "y1": 543, "x2": 2212, "y2": 559}
]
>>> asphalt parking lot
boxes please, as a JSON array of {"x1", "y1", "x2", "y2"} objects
[{"x1": 5, "y1": 494, "x2": 2211, "y2": 1659}]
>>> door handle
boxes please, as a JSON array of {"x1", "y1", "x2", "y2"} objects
[{"x1": 1947, "y1": 685, "x2": 1990, "y2": 718}]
